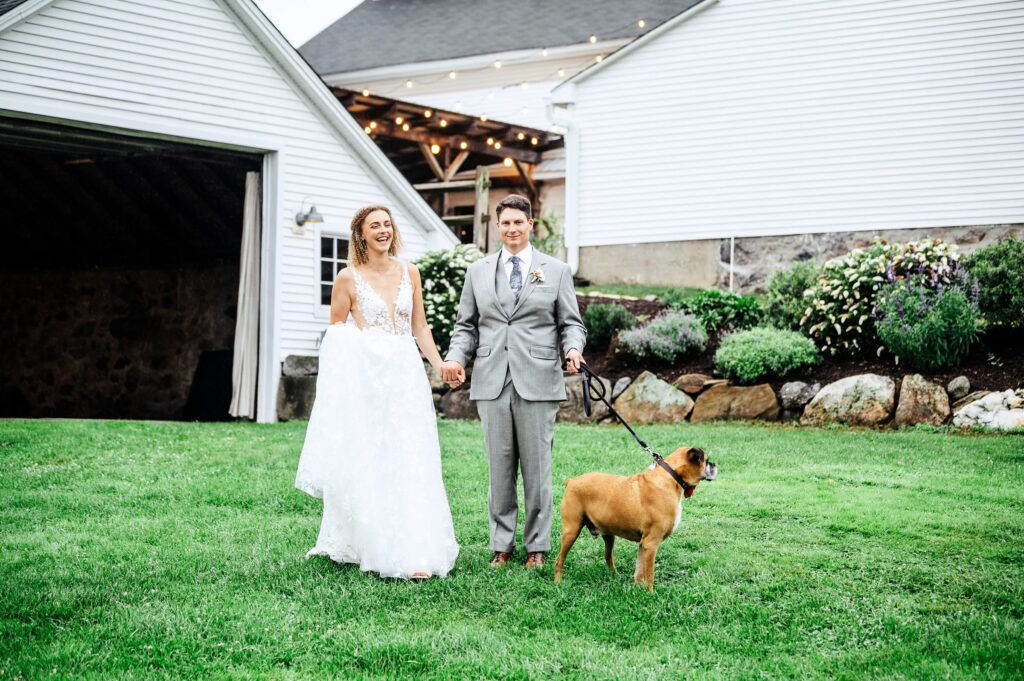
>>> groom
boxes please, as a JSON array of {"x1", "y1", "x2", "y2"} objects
[{"x1": 441, "y1": 194, "x2": 586, "y2": 569}]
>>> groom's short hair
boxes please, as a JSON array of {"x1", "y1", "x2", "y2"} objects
[{"x1": 496, "y1": 194, "x2": 533, "y2": 220}]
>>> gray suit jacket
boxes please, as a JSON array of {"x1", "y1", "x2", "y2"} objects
[{"x1": 446, "y1": 250, "x2": 586, "y2": 401}]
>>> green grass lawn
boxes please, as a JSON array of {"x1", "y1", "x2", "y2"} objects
[{"x1": 2, "y1": 419, "x2": 1022, "y2": 679}]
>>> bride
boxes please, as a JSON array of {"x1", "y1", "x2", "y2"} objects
[{"x1": 295, "y1": 205, "x2": 460, "y2": 580}]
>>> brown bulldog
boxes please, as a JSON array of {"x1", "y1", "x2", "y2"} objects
[{"x1": 554, "y1": 446, "x2": 717, "y2": 588}]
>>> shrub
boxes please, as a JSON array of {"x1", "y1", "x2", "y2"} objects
[
  {"x1": 582, "y1": 302, "x2": 636, "y2": 349},
  {"x1": 415, "y1": 244, "x2": 483, "y2": 351},
  {"x1": 714, "y1": 327, "x2": 821, "y2": 384},
  {"x1": 964, "y1": 235, "x2": 1024, "y2": 328},
  {"x1": 874, "y1": 274, "x2": 981, "y2": 370},
  {"x1": 672, "y1": 289, "x2": 762, "y2": 332},
  {"x1": 801, "y1": 238, "x2": 962, "y2": 356},
  {"x1": 618, "y1": 310, "x2": 707, "y2": 363},
  {"x1": 660, "y1": 288, "x2": 699, "y2": 309},
  {"x1": 761, "y1": 262, "x2": 818, "y2": 331}
]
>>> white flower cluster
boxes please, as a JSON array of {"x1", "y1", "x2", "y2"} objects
[{"x1": 416, "y1": 244, "x2": 483, "y2": 348}]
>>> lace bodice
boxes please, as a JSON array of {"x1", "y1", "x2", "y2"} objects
[{"x1": 351, "y1": 262, "x2": 412, "y2": 336}]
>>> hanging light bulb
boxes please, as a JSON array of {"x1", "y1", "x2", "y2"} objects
[
  {"x1": 557, "y1": 68, "x2": 565, "y2": 77},
  {"x1": 364, "y1": 126, "x2": 371, "y2": 133},
  {"x1": 517, "y1": 132, "x2": 525, "y2": 141},
  {"x1": 402, "y1": 123, "x2": 410, "y2": 131},
  {"x1": 503, "y1": 157, "x2": 513, "y2": 167},
  {"x1": 595, "y1": 55, "x2": 604, "y2": 63},
  {"x1": 405, "y1": 80, "x2": 413, "y2": 88},
  {"x1": 395, "y1": 116, "x2": 404, "y2": 125},
  {"x1": 541, "y1": 47, "x2": 549, "y2": 57},
  {"x1": 448, "y1": 70, "x2": 457, "y2": 79},
  {"x1": 494, "y1": 60, "x2": 502, "y2": 69},
  {"x1": 369, "y1": 121, "x2": 378, "y2": 129},
  {"x1": 530, "y1": 137, "x2": 539, "y2": 146},
  {"x1": 439, "y1": 119, "x2": 448, "y2": 128},
  {"x1": 480, "y1": 114, "x2": 488, "y2": 122},
  {"x1": 494, "y1": 141, "x2": 502, "y2": 150},
  {"x1": 459, "y1": 141, "x2": 468, "y2": 150},
  {"x1": 423, "y1": 109, "x2": 432, "y2": 118},
  {"x1": 361, "y1": 89, "x2": 370, "y2": 96},
  {"x1": 520, "y1": 81, "x2": 529, "y2": 89},
  {"x1": 638, "y1": 19, "x2": 646, "y2": 28},
  {"x1": 486, "y1": 137, "x2": 494, "y2": 146},
  {"x1": 430, "y1": 144, "x2": 440, "y2": 154},
  {"x1": 589, "y1": 34, "x2": 597, "y2": 44}
]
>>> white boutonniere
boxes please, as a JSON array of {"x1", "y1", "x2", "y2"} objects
[{"x1": 529, "y1": 268, "x2": 545, "y2": 283}]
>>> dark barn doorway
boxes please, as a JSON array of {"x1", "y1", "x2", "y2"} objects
[{"x1": 0, "y1": 116, "x2": 263, "y2": 420}]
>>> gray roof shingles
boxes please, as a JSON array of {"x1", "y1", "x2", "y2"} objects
[{"x1": 300, "y1": 0, "x2": 703, "y2": 74}]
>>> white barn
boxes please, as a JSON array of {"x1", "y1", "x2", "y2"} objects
[
  {"x1": 549, "y1": 0, "x2": 1024, "y2": 288},
  {"x1": 0, "y1": 0, "x2": 457, "y2": 422}
]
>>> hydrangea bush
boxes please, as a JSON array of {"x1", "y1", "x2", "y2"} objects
[
  {"x1": 714, "y1": 327, "x2": 821, "y2": 384},
  {"x1": 618, "y1": 310, "x2": 707, "y2": 363},
  {"x1": 800, "y1": 238, "x2": 962, "y2": 356},
  {"x1": 874, "y1": 273, "x2": 981, "y2": 370},
  {"x1": 415, "y1": 244, "x2": 483, "y2": 352}
]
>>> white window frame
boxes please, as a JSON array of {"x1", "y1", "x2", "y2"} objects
[{"x1": 313, "y1": 229, "x2": 350, "y2": 316}]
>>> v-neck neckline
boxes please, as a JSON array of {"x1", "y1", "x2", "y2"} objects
[{"x1": 353, "y1": 262, "x2": 406, "y2": 318}]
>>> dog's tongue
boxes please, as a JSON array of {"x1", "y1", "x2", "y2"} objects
[{"x1": 684, "y1": 486, "x2": 695, "y2": 498}]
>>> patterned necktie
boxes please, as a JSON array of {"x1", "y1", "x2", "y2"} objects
[{"x1": 509, "y1": 255, "x2": 523, "y2": 298}]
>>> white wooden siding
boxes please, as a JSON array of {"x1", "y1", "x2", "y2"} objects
[
  {"x1": 0, "y1": 0, "x2": 443, "y2": 358},
  {"x1": 570, "y1": 0, "x2": 1024, "y2": 246}
]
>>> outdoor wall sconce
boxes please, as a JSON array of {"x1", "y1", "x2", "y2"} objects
[{"x1": 294, "y1": 197, "x2": 323, "y2": 235}]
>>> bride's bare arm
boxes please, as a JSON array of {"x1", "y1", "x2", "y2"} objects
[
  {"x1": 330, "y1": 269, "x2": 355, "y2": 324},
  {"x1": 409, "y1": 263, "x2": 444, "y2": 373}
]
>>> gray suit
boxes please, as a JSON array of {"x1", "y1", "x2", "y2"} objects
[{"x1": 446, "y1": 250, "x2": 586, "y2": 552}]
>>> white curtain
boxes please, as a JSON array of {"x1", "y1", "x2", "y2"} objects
[{"x1": 229, "y1": 171, "x2": 261, "y2": 419}]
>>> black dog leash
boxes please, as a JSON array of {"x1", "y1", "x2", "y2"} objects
[{"x1": 569, "y1": 361, "x2": 694, "y2": 495}]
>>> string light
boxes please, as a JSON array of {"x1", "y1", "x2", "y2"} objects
[
  {"x1": 494, "y1": 60, "x2": 502, "y2": 69},
  {"x1": 589, "y1": 35, "x2": 597, "y2": 43},
  {"x1": 402, "y1": 123, "x2": 410, "y2": 131},
  {"x1": 448, "y1": 70, "x2": 457, "y2": 79},
  {"x1": 480, "y1": 115, "x2": 488, "y2": 122},
  {"x1": 439, "y1": 119, "x2": 448, "y2": 128},
  {"x1": 369, "y1": 121, "x2": 377, "y2": 129},
  {"x1": 520, "y1": 81, "x2": 529, "y2": 89},
  {"x1": 405, "y1": 80, "x2": 413, "y2": 88},
  {"x1": 541, "y1": 47, "x2": 548, "y2": 57},
  {"x1": 423, "y1": 109, "x2": 432, "y2": 118},
  {"x1": 361, "y1": 89, "x2": 370, "y2": 96},
  {"x1": 516, "y1": 132, "x2": 525, "y2": 141},
  {"x1": 459, "y1": 141, "x2": 468, "y2": 150},
  {"x1": 494, "y1": 141, "x2": 502, "y2": 150},
  {"x1": 638, "y1": 19, "x2": 646, "y2": 28},
  {"x1": 557, "y1": 68, "x2": 565, "y2": 77},
  {"x1": 430, "y1": 144, "x2": 440, "y2": 154},
  {"x1": 595, "y1": 55, "x2": 604, "y2": 63},
  {"x1": 530, "y1": 137, "x2": 539, "y2": 145},
  {"x1": 503, "y1": 158, "x2": 513, "y2": 167},
  {"x1": 364, "y1": 126, "x2": 371, "y2": 133},
  {"x1": 395, "y1": 116, "x2": 404, "y2": 125},
  {"x1": 486, "y1": 137, "x2": 494, "y2": 146}
]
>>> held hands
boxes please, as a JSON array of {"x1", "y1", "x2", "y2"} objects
[
  {"x1": 440, "y1": 360, "x2": 466, "y2": 389},
  {"x1": 564, "y1": 348, "x2": 584, "y2": 374}
]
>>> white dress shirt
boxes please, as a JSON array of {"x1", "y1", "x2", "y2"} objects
[{"x1": 500, "y1": 244, "x2": 533, "y2": 287}]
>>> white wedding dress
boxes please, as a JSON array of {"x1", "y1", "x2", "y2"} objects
[{"x1": 295, "y1": 261, "x2": 459, "y2": 579}]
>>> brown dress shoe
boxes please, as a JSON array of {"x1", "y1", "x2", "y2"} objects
[
  {"x1": 524, "y1": 552, "x2": 545, "y2": 569},
  {"x1": 490, "y1": 551, "x2": 513, "y2": 567}
]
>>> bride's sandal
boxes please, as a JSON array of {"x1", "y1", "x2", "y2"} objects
[{"x1": 410, "y1": 571, "x2": 431, "y2": 580}]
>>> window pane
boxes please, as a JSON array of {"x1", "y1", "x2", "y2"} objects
[
  {"x1": 321, "y1": 237, "x2": 333, "y2": 258},
  {"x1": 321, "y1": 261, "x2": 334, "y2": 282},
  {"x1": 321, "y1": 284, "x2": 332, "y2": 305},
  {"x1": 337, "y1": 238, "x2": 349, "y2": 262}
]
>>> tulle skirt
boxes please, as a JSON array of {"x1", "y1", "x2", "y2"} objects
[{"x1": 294, "y1": 324, "x2": 459, "y2": 579}]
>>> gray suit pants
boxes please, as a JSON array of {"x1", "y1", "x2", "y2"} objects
[{"x1": 476, "y1": 378, "x2": 559, "y2": 553}]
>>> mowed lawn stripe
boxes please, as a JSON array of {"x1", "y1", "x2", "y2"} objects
[{"x1": 1, "y1": 419, "x2": 1021, "y2": 679}]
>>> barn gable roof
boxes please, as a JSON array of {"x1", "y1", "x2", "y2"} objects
[
  {"x1": 0, "y1": 0, "x2": 458, "y2": 246},
  {"x1": 300, "y1": 0, "x2": 703, "y2": 76}
]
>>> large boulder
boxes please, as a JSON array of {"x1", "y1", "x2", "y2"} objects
[
  {"x1": 801, "y1": 374, "x2": 895, "y2": 426},
  {"x1": 779, "y1": 381, "x2": 820, "y2": 410},
  {"x1": 613, "y1": 371, "x2": 694, "y2": 424},
  {"x1": 277, "y1": 375, "x2": 316, "y2": 421},
  {"x1": 282, "y1": 355, "x2": 319, "y2": 377},
  {"x1": 558, "y1": 373, "x2": 612, "y2": 423},
  {"x1": 672, "y1": 373, "x2": 729, "y2": 396},
  {"x1": 953, "y1": 389, "x2": 1024, "y2": 430},
  {"x1": 612, "y1": 376, "x2": 632, "y2": 401},
  {"x1": 952, "y1": 390, "x2": 992, "y2": 413},
  {"x1": 946, "y1": 376, "x2": 970, "y2": 401},
  {"x1": 894, "y1": 374, "x2": 950, "y2": 426},
  {"x1": 440, "y1": 388, "x2": 479, "y2": 420},
  {"x1": 691, "y1": 384, "x2": 779, "y2": 422}
]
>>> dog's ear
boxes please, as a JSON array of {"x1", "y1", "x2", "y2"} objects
[{"x1": 688, "y1": 447, "x2": 706, "y2": 464}]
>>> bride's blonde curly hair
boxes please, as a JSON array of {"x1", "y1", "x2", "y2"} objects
[{"x1": 349, "y1": 205, "x2": 403, "y2": 265}]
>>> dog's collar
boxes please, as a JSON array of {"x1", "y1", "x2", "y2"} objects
[{"x1": 654, "y1": 454, "x2": 696, "y2": 498}]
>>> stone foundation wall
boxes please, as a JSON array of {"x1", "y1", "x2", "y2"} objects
[
  {"x1": 578, "y1": 224, "x2": 1023, "y2": 292},
  {"x1": 0, "y1": 265, "x2": 239, "y2": 419}
]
